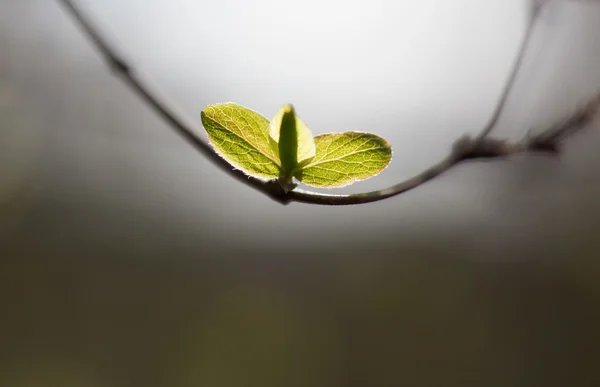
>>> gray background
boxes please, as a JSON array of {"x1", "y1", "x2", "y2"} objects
[{"x1": 2, "y1": 0, "x2": 600, "y2": 386}]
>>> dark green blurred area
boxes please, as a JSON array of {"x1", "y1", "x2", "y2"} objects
[
  {"x1": 2, "y1": 0, "x2": 600, "y2": 386},
  {"x1": 3, "y1": 244, "x2": 600, "y2": 387}
]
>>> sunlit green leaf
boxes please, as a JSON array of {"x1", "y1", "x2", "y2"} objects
[
  {"x1": 201, "y1": 103, "x2": 393, "y2": 190},
  {"x1": 269, "y1": 105, "x2": 316, "y2": 183},
  {"x1": 296, "y1": 132, "x2": 392, "y2": 188},
  {"x1": 201, "y1": 103, "x2": 280, "y2": 179}
]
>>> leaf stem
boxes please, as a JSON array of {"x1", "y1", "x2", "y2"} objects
[{"x1": 57, "y1": 0, "x2": 598, "y2": 206}]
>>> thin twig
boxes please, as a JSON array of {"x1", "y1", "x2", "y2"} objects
[
  {"x1": 527, "y1": 92, "x2": 600, "y2": 150},
  {"x1": 57, "y1": 0, "x2": 597, "y2": 206},
  {"x1": 475, "y1": 6, "x2": 540, "y2": 141}
]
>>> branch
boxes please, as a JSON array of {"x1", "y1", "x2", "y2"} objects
[
  {"x1": 56, "y1": 0, "x2": 289, "y2": 205},
  {"x1": 474, "y1": 5, "x2": 539, "y2": 141},
  {"x1": 57, "y1": 0, "x2": 598, "y2": 206}
]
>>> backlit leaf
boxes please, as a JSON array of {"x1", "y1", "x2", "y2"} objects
[
  {"x1": 201, "y1": 103, "x2": 281, "y2": 179},
  {"x1": 296, "y1": 132, "x2": 392, "y2": 188}
]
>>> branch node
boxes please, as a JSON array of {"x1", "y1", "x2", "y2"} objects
[
  {"x1": 453, "y1": 135, "x2": 522, "y2": 161},
  {"x1": 451, "y1": 135, "x2": 477, "y2": 160},
  {"x1": 264, "y1": 181, "x2": 292, "y2": 205}
]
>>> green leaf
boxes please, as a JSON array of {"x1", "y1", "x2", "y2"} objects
[
  {"x1": 295, "y1": 132, "x2": 392, "y2": 188},
  {"x1": 201, "y1": 103, "x2": 281, "y2": 179},
  {"x1": 269, "y1": 105, "x2": 316, "y2": 183}
]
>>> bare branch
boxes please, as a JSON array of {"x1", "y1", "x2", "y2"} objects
[
  {"x1": 57, "y1": 0, "x2": 597, "y2": 206},
  {"x1": 285, "y1": 137, "x2": 535, "y2": 206},
  {"x1": 287, "y1": 98, "x2": 600, "y2": 206},
  {"x1": 57, "y1": 0, "x2": 290, "y2": 204},
  {"x1": 475, "y1": 6, "x2": 539, "y2": 141}
]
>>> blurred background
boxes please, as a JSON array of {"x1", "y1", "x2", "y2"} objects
[{"x1": 2, "y1": 0, "x2": 600, "y2": 386}]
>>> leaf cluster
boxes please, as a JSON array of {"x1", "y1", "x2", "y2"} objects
[{"x1": 201, "y1": 103, "x2": 392, "y2": 189}]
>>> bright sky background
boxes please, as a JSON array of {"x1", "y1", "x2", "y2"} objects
[{"x1": 2, "y1": 0, "x2": 600, "y2": 251}]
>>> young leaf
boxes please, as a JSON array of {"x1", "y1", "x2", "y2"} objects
[
  {"x1": 295, "y1": 132, "x2": 392, "y2": 188},
  {"x1": 269, "y1": 105, "x2": 316, "y2": 183},
  {"x1": 201, "y1": 103, "x2": 281, "y2": 179}
]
